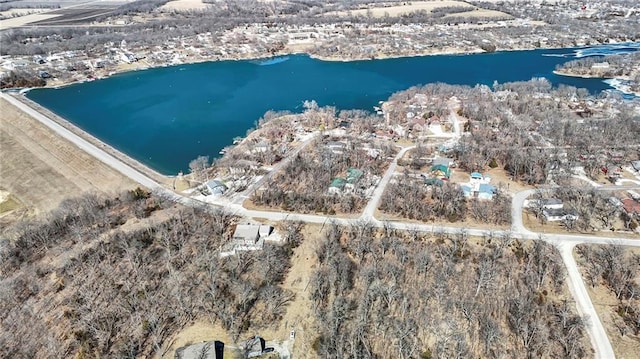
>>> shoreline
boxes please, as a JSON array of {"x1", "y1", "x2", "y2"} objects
[
  {"x1": 35, "y1": 44, "x2": 570, "y2": 90},
  {"x1": 8, "y1": 93, "x2": 176, "y2": 184},
  {"x1": 14, "y1": 43, "x2": 637, "y2": 183},
  {"x1": 553, "y1": 70, "x2": 640, "y2": 97},
  {"x1": 29, "y1": 41, "x2": 638, "y2": 90}
]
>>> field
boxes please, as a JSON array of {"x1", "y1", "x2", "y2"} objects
[
  {"x1": 0, "y1": 98, "x2": 136, "y2": 222},
  {"x1": 159, "y1": 0, "x2": 208, "y2": 11},
  {"x1": 28, "y1": 6, "x2": 116, "y2": 25},
  {"x1": 0, "y1": 12, "x2": 60, "y2": 28},
  {"x1": 574, "y1": 246, "x2": 640, "y2": 359},
  {"x1": 323, "y1": 0, "x2": 512, "y2": 20},
  {"x1": 0, "y1": 0, "x2": 128, "y2": 28}
]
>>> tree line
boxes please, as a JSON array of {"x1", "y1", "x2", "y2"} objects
[
  {"x1": 309, "y1": 223, "x2": 587, "y2": 358},
  {"x1": 576, "y1": 244, "x2": 640, "y2": 340},
  {"x1": 0, "y1": 190, "x2": 302, "y2": 358}
]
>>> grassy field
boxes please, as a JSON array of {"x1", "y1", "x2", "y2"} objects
[
  {"x1": 323, "y1": 0, "x2": 511, "y2": 20},
  {"x1": 0, "y1": 98, "x2": 136, "y2": 221}
]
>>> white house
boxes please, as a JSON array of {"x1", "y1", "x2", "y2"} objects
[
  {"x1": 540, "y1": 198, "x2": 563, "y2": 210},
  {"x1": 220, "y1": 223, "x2": 276, "y2": 257},
  {"x1": 543, "y1": 208, "x2": 578, "y2": 222}
]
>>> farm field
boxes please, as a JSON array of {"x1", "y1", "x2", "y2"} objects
[{"x1": 0, "y1": 98, "x2": 136, "y2": 223}]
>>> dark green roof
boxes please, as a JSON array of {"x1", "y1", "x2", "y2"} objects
[
  {"x1": 430, "y1": 164, "x2": 451, "y2": 178},
  {"x1": 424, "y1": 178, "x2": 444, "y2": 186},
  {"x1": 330, "y1": 177, "x2": 347, "y2": 188},
  {"x1": 346, "y1": 168, "x2": 363, "y2": 183}
]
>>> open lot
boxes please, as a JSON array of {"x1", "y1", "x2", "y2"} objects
[
  {"x1": 0, "y1": 97, "x2": 136, "y2": 221},
  {"x1": 323, "y1": 0, "x2": 512, "y2": 19},
  {"x1": 28, "y1": 6, "x2": 116, "y2": 25},
  {"x1": 575, "y1": 246, "x2": 640, "y2": 359},
  {"x1": 159, "y1": 0, "x2": 208, "y2": 12},
  {"x1": 0, "y1": 12, "x2": 60, "y2": 28}
]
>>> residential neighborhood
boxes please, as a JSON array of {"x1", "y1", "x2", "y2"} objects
[{"x1": 2, "y1": 0, "x2": 640, "y2": 358}]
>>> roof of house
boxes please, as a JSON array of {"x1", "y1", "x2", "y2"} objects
[
  {"x1": 432, "y1": 157, "x2": 453, "y2": 167},
  {"x1": 175, "y1": 340, "x2": 222, "y2": 359},
  {"x1": 541, "y1": 198, "x2": 563, "y2": 206},
  {"x1": 544, "y1": 208, "x2": 566, "y2": 218},
  {"x1": 330, "y1": 177, "x2": 347, "y2": 188},
  {"x1": 327, "y1": 141, "x2": 347, "y2": 148},
  {"x1": 632, "y1": 160, "x2": 640, "y2": 171},
  {"x1": 206, "y1": 180, "x2": 227, "y2": 189},
  {"x1": 346, "y1": 168, "x2": 363, "y2": 183},
  {"x1": 425, "y1": 178, "x2": 444, "y2": 186},
  {"x1": 431, "y1": 164, "x2": 451, "y2": 177},
  {"x1": 470, "y1": 172, "x2": 483, "y2": 179},
  {"x1": 233, "y1": 224, "x2": 260, "y2": 242},
  {"x1": 479, "y1": 183, "x2": 496, "y2": 194},
  {"x1": 622, "y1": 198, "x2": 640, "y2": 214}
]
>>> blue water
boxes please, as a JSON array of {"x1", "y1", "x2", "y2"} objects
[{"x1": 26, "y1": 44, "x2": 638, "y2": 175}]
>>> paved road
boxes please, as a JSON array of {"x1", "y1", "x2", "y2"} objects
[
  {"x1": 0, "y1": 93, "x2": 163, "y2": 192},
  {"x1": 361, "y1": 146, "x2": 413, "y2": 221},
  {"x1": 231, "y1": 134, "x2": 318, "y2": 205},
  {"x1": 557, "y1": 242, "x2": 616, "y2": 359},
  {"x1": 7, "y1": 91, "x2": 639, "y2": 359}
]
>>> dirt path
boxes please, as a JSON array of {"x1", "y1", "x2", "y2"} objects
[
  {"x1": 259, "y1": 224, "x2": 322, "y2": 359},
  {"x1": 557, "y1": 242, "x2": 616, "y2": 359},
  {"x1": 0, "y1": 97, "x2": 136, "y2": 215}
]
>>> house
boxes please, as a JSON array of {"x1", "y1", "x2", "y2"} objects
[
  {"x1": 543, "y1": 208, "x2": 579, "y2": 222},
  {"x1": 431, "y1": 164, "x2": 451, "y2": 179},
  {"x1": 477, "y1": 183, "x2": 496, "y2": 200},
  {"x1": 232, "y1": 224, "x2": 260, "y2": 246},
  {"x1": 175, "y1": 340, "x2": 224, "y2": 359},
  {"x1": 245, "y1": 336, "x2": 266, "y2": 358},
  {"x1": 432, "y1": 157, "x2": 454, "y2": 168},
  {"x1": 326, "y1": 141, "x2": 347, "y2": 154},
  {"x1": 602, "y1": 165, "x2": 622, "y2": 179},
  {"x1": 461, "y1": 183, "x2": 496, "y2": 200},
  {"x1": 258, "y1": 225, "x2": 273, "y2": 238},
  {"x1": 252, "y1": 140, "x2": 270, "y2": 153},
  {"x1": 632, "y1": 160, "x2": 640, "y2": 172},
  {"x1": 622, "y1": 198, "x2": 640, "y2": 218},
  {"x1": 408, "y1": 117, "x2": 428, "y2": 137},
  {"x1": 591, "y1": 61, "x2": 610, "y2": 70},
  {"x1": 346, "y1": 168, "x2": 363, "y2": 184},
  {"x1": 221, "y1": 223, "x2": 273, "y2": 257},
  {"x1": 424, "y1": 177, "x2": 444, "y2": 187},
  {"x1": 540, "y1": 198, "x2": 564, "y2": 210},
  {"x1": 229, "y1": 159, "x2": 258, "y2": 175},
  {"x1": 470, "y1": 172, "x2": 483, "y2": 182},
  {"x1": 205, "y1": 180, "x2": 227, "y2": 196},
  {"x1": 328, "y1": 177, "x2": 347, "y2": 195}
]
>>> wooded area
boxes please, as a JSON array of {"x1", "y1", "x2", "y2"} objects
[
  {"x1": 386, "y1": 79, "x2": 639, "y2": 183},
  {"x1": 380, "y1": 175, "x2": 511, "y2": 224},
  {"x1": 576, "y1": 245, "x2": 640, "y2": 339},
  {"x1": 0, "y1": 190, "x2": 300, "y2": 358},
  {"x1": 252, "y1": 136, "x2": 395, "y2": 214},
  {"x1": 309, "y1": 223, "x2": 588, "y2": 358}
]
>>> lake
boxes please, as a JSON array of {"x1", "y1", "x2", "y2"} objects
[{"x1": 26, "y1": 44, "x2": 638, "y2": 175}]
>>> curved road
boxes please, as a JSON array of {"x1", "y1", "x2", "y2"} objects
[{"x1": 5, "y1": 92, "x2": 639, "y2": 359}]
